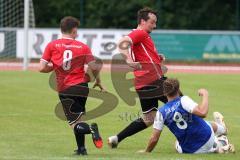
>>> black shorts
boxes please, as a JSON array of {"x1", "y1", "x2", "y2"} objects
[
  {"x1": 58, "y1": 83, "x2": 89, "y2": 125},
  {"x1": 136, "y1": 77, "x2": 168, "y2": 114}
]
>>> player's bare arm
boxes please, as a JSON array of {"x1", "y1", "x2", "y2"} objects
[
  {"x1": 39, "y1": 59, "x2": 53, "y2": 73},
  {"x1": 138, "y1": 129, "x2": 161, "y2": 153},
  {"x1": 88, "y1": 60, "x2": 106, "y2": 92},
  {"x1": 192, "y1": 89, "x2": 209, "y2": 118},
  {"x1": 158, "y1": 53, "x2": 168, "y2": 74},
  {"x1": 118, "y1": 36, "x2": 141, "y2": 70}
]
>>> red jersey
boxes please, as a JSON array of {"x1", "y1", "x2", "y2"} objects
[
  {"x1": 41, "y1": 38, "x2": 94, "y2": 92},
  {"x1": 127, "y1": 29, "x2": 163, "y2": 89}
]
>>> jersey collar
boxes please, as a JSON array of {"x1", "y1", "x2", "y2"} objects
[{"x1": 61, "y1": 36, "x2": 74, "y2": 40}]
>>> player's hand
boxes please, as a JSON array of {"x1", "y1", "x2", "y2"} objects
[
  {"x1": 161, "y1": 65, "x2": 168, "y2": 74},
  {"x1": 198, "y1": 88, "x2": 208, "y2": 97},
  {"x1": 137, "y1": 149, "x2": 147, "y2": 153},
  {"x1": 128, "y1": 62, "x2": 142, "y2": 70},
  {"x1": 93, "y1": 81, "x2": 107, "y2": 92},
  {"x1": 159, "y1": 54, "x2": 166, "y2": 61}
]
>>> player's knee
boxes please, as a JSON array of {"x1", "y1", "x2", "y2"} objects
[
  {"x1": 74, "y1": 122, "x2": 91, "y2": 134},
  {"x1": 144, "y1": 120, "x2": 153, "y2": 127},
  {"x1": 143, "y1": 112, "x2": 156, "y2": 126}
]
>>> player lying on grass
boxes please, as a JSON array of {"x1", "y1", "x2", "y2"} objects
[
  {"x1": 138, "y1": 78, "x2": 235, "y2": 154},
  {"x1": 39, "y1": 16, "x2": 104, "y2": 155}
]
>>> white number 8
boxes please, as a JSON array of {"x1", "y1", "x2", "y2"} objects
[
  {"x1": 173, "y1": 112, "x2": 187, "y2": 129},
  {"x1": 63, "y1": 50, "x2": 72, "y2": 70}
]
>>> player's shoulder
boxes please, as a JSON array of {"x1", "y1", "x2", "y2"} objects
[
  {"x1": 71, "y1": 40, "x2": 89, "y2": 49},
  {"x1": 157, "y1": 105, "x2": 169, "y2": 120},
  {"x1": 180, "y1": 95, "x2": 198, "y2": 113},
  {"x1": 159, "y1": 97, "x2": 182, "y2": 112},
  {"x1": 44, "y1": 39, "x2": 58, "y2": 49},
  {"x1": 130, "y1": 29, "x2": 148, "y2": 35},
  {"x1": 180, "y1": 95, "x2": 192, "y2": 103},
  {"x1": 60, "y1": 39, "x2": 90, "y2": 49},
  {"x1": 47, "y1": 39, "x2": 64, "y2": 48},
  {"x1": 49, "y1": 38, "x2": 62, "y2": 44},
  {"x1": 158, "y1": 103, "x2": 169, "y2": 114}
]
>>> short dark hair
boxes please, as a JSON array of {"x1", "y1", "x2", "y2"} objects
[
  {"x1": 60, "y1": 16, "x2": 80, "y2": 34},
  {"x1": 137, "y1": 7, "x2": 157, "y2": 24},
  {"x1": 163, "y1": 78, "x2": 180, "y2": 97}
]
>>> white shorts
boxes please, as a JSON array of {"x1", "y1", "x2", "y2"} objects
[{"x1": 175, "y1": 121, "x2": 216, "y2": 154}]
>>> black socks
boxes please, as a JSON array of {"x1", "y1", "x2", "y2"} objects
[
  {"x1": 117, "y1": 118, "x2": 147, "y2": 143},
  {"x1": 73, "y1": 122, "x2": 91, "y2": 150}
]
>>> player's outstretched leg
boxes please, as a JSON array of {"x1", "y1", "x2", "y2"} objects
[
  {"x1": 90, "y1": 123, "x2": 103, "y2": 149},
  {"x1": 108, "y1": 135, "x2": 118, "y2": 148},
  {"x1": 108, "y1": 117, "x2": 148, "y2": 149}
]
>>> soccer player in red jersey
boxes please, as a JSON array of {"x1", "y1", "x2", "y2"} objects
[
  {"x1": 39, "y1": 16, "x2": 103, "y2": 155},
  {"x1": 108, "y1": 7, "x2": 169, "y2": 148}
]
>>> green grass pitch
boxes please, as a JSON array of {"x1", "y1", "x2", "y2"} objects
[{"x1": 0, "y1": 71, "x2": 239, "y2": 160}]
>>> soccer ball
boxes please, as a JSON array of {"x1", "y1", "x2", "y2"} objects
[
  {"x1": 215, "y1": 135, "x2": 235, "y2": 153},
  {"x1": 216, "y1": 135, "x2": 229, "y2": 148}
]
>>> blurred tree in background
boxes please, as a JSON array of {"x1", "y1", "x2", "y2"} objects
[
  {"x1": 33, "y1": 0, "x2": 81, "y2": 27},
  {"x1": 161, "y1": 0, "x2": 236, "y2": 30},
  {"x1": 84, "y1": 0, "x2": 155, "y2": 28},
  {"x1": 33, "y1": 0, "x2": 238, "y2": 30}
]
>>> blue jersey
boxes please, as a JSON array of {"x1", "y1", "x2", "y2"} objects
[{"x1": 153, "y1": 96, "x2": 211, "y2": 153}]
